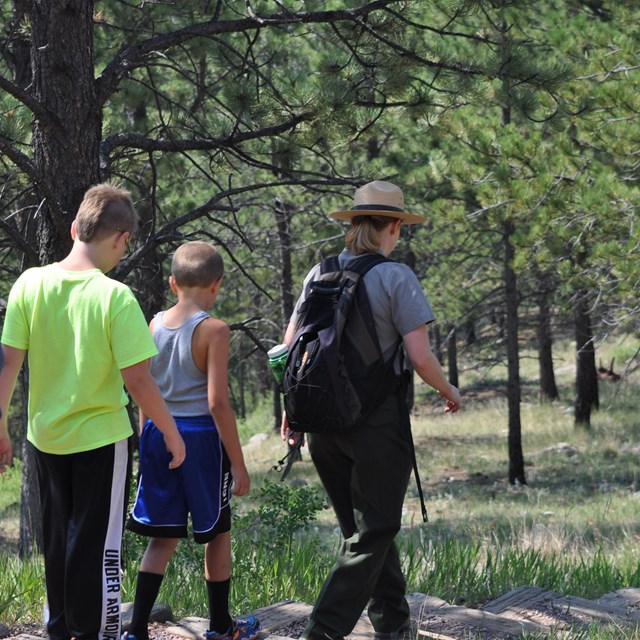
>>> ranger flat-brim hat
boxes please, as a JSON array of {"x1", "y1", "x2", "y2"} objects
[{"x1": 330, "y1": 180, "x2": 425, "y2": 225}]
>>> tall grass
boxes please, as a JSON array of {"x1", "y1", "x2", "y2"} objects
[{"x1": 0, "y1": 552, "x2": 45, "y2": 624}]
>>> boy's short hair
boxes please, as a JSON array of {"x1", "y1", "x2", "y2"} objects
[
  {"x1": 172, "y1": 241, "x2": 224, "y2": 288},
  {"x1": 75, "y1": 183, "x2": 139, "y2": 242}
]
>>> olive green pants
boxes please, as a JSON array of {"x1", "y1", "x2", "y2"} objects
[{"x1": 303, "y1": 394, "x2": 413, "y2": 640}]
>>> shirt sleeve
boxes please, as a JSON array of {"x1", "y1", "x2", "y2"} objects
[
  {"x1": 387, "y1": 264, "x2": 436, "y2": 336},
  {"x1": 110, "y1": 290, "x2": 158, "y2": 369},
  {"x1": 1, "y1": 273, "x2": 30, "y2": 350}
]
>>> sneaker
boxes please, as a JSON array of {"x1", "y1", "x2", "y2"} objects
[{"x1": 204, "y1": 616, "x2": 261, "y2": 640}]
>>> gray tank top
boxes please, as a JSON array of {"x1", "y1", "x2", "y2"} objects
[{"x1": 150, "y1": 310, "x2": 211, "y2": 417}]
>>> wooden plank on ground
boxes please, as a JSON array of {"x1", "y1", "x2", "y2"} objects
[
  {"x1": 419, "y1": 603, "x2": 547, "y2": 635},
  {"x1": 164, "y1": 616, "x2": 208, "y2": 639},
  {"x1": 552, "y1": 595, "x2": 640, "y2": 624},
  {"x1": 482, "y1": 585, "x2": 559, "y2": 617},
  {"x1": 407, "y1": 592, "x2": 449, "y2": 617},
  {"x1": 597, "y1": 588, "x2": 640, "y2": 614},
  {"x1": 166, "y1": 602, "x2": 313, "y2": 640},
  {"x1": 409, "y1": 590, "x2": 551, "y2": 638},
  {"x1": 251, "y1": 601, "x2": 314, "y2": 631}
]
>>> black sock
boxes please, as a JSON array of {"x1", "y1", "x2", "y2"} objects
[
  {"x1": 129, "y1": 571, "x2": 164, "y2": 640},
  {"x1": 207, "y1": 578, "x2": 232, "y2": 633}
]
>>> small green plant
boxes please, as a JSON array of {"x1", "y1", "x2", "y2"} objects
[
  {"x1": 121, "y1": 480, "x2": 330, "y2": 618},
  {"x1": 234, "y1": 479, "x2": 327, "y2": 553}
]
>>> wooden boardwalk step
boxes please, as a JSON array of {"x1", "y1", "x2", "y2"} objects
[
  {"x1": 406, "y1": 592, "x2": 548, "y2": 639},
  {"x1": 113, "y1": 587, "x2": 640, "y2": 640},
  {"x1": 597, "y1": 587, "x2": 640, "y2": 613},
  {"x1": 552, "y1": 593, "x2": 640, "y2": 624}
]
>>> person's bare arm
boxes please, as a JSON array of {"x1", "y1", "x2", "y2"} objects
[
  {"x1": 0, "y1": 346, "x2": 26, "y2": 473},
  {"x1": 120, "y1": 361, "x2": 186, "y2": 468},
  {"x1": 202, "y1": 319, "x2": 250, "y2": 496},
  {"x1": 403, "y1": 325, "x2": 461, "y2": 413}
]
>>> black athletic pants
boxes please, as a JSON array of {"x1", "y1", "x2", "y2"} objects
[
  {"x1": 32, "y1": 439, "x2": 129, "y2": 640},
  {"x1": 303, "y1": 393, "x2": 413, "y2": 640}
]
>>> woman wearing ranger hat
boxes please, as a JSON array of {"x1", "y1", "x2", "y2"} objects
[{"x1": 281, "y1": 180, "x2": 461, "y2": 640}]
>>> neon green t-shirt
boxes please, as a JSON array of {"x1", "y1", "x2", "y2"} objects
[{"x1": 1, "y1": 264, "x2": 158, "y2": 454}]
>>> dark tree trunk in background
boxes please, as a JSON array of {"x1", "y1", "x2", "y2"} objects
[
  {"x1": 574, "y1": 291, "x2": 599, "y2": 426},
  {"x1": 18, "y1": 367, "x2": 42, "y2": 556},
  {"x1": 504, "y1": 219, "x2": 526, "y2": 485},
  {"x1": 125, "y1": 199, "x2": 166, "y2": 321},
  {"x1": 537, "y1": 283, "x2": 559, "y2": 402},
  {"x1": 273, "y1": 197, "x2": 294, "y2": 432},
  {"x1": 10, "y1": 1, "x2": 42, "y2": 556},
  {"x1": 31, "y1": 0, "x2": 102, "y2": 263},
  {"x1": 238, "y1": 359, "x2": 246, "y2": 420},
  {"x1": 17, "y1": 0, "x2": 103, "y2": 555},
  {"x1": 275, "y1": 197, "x2": 295, "y2": 331},
  {"x1": 446, "y1": 325, "x2": 459, "y2": 388},
  {"x1": 430, "y1": 324, "x2": 443, "y2": 364},
  {"x1": 12, "y1": 0, "x2": 32, "y2": 88},
  {"x1": 464, "y1": 320, "x2": 476, "y2": 347}
]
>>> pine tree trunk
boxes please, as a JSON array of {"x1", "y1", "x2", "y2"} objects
[
  {"x1": 505, "y1": 220, "x2": 526, "y2": 485},
  {"x1": 18, "y1": 369, "x2": 42, "y2": 557},
  {"x1": 446, "y1": 325, "x2": 459, "y2": 388},
  {"x1": 31, "y1": 0, "x2": 102, "y2": 262},
  {"x1": 537, "y1": 286, "x2": 559, "y2": 402},
  {"x1": 274, "y1": 197, "x2": 294, "y2": 443},
  {"x1": 19, "y1": 0, "x2": 103, "y2": 555},
  {"x1": 430, "y1": 324, "x2": 443, "y2": 364},
  {"x1": 123, "y1": 191, "x2": 165, "y2": 322},
  {"x1": 274, "y1": 198, "x2": 294, "y2": 330},
  {"x1": 574, "y1": 291, "x2": 599, "y2": 426}
]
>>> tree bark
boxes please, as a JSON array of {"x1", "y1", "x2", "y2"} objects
[
  {"x1": 125, "y1": 199, "x2": 165, "y2": 322},
  {"x1": 17, "y1": 0, "x2": 103, "y2": 554},
  {"x1": 446, "y1": 325, "x2": 459, "y2": 388},
  {"x1": 430, "y1": 323, "x2": 443, "y2": 364},
  {"x1": 504, "y1": 220, "x2": 526, "y2": 485},
  {"x1": 31, "y1": 0, "x2": 102, "y2": 262},
  {"x1": 18, "y1": 367, "x2": 42, "y2": 557},
  {"x1": 574, "y1": 290, "x2": 599, "y2": 426},
  {"x1": 536, "y1": 283, "x2": 559, "y2": 402},
  {"x1": 274, "y1": 197, "x2": 293, "y2": 433},
  {"x1": 274, "y1": 197, "x2": 295, "y2": 330}
]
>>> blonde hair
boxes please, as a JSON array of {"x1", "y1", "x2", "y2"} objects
[
  {"x1": 75, "y1": 183, "x2": 138, "y2": 242},
  {"x1": 172, "y1": 241, "x2": 224, "y2": 288},
  {"x1": 345, "y1": 215, "x2": 397, "y2": 255}
]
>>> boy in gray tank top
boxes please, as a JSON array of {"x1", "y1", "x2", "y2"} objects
[{"x1": 125, "y1": 241, "x2": 259, "y2": 640}]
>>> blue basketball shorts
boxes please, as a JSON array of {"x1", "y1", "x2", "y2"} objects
[{"x1": 127, "y1": 415, "x2": 232, "y2": 544}]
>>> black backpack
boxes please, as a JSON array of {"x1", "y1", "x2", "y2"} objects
[
  {"x1": 282, "y1": 253, "x2": 401, "y2": 434},
  {"x1": 277, "y1": 253, "x2": 428, "y2": 522}
]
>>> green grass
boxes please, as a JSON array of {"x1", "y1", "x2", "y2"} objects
[{"x1": 1, "y1": 335, "x2": 640, "y2": 638}]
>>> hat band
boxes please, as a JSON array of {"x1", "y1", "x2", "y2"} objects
[{"x1": 352, "y1": 204, "x2": 404, "y2": 212}]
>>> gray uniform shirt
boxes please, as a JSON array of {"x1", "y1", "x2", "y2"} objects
[
  {"x1": 291, "y1": 249, "x2": 435, "y2": 368},
  {"x1": 150, "y1": 310, "x2": 211, "y2": 416}
]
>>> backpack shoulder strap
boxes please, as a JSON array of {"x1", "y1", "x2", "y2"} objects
[
  {"x1": 320, "y1": 255, "x2": 341, "y2": 274},
  {"x1": 321, "y1": 253, "x2": 394, "y2": 278}
]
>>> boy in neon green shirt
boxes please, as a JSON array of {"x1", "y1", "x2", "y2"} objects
[{"x1": 0, "y1": 183, "x2": 186, "y2": 640}]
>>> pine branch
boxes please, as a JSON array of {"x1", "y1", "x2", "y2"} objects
[
  {"x1": 99, "y1": 113, "x2": 311, "y2": 171},
  {"x1": 0, "y1": 73, "x2": 59, "y2": 128},
  {"x1": 96, "y1": 0, "x2": 403, "y2": 104},
  {"x1": 0, "y1": 134, "x2": 64, "y2": 220}
]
